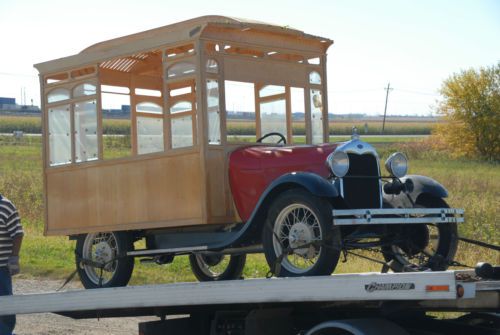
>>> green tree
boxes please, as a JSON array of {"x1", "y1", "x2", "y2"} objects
[{"x1": 435, "y1": 62, "x2": 500, "y2": 161}]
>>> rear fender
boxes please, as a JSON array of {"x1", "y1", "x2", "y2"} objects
[{"x1": 384, "y1": 174, "x2": 448, "y2": 208}]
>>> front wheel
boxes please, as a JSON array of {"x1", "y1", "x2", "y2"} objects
[
  {"x1": 262, "y1": 189, "x2": 341, "y2": 277},
  {"x1": 76, "y1": 231, "x2": 135, "y2": 289},
  {"x1": 189, "y1": 254, "x2": 246, "y2": 281},
  {"x1": 383, "y1": 197, "x2": 458, "y2": 271}
]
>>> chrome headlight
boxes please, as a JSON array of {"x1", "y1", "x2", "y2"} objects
[
  {"x1": 326, "y1": 150, "x2": 349, "y2": 177},
  {"x1": 385, "y1": 152, "x2": 408, "y2": 178}
]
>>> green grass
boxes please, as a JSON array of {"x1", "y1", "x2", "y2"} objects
[{"x1": 1, "y1": 135, "x2": 498, "y2": 285}]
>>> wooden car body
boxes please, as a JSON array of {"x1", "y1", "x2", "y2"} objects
[{"x1": 34, "y1": 16, "x2": 333, "y2": 236}]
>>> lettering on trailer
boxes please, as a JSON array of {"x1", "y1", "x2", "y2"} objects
[{"x1": 365, "y1": 282, "x2": 416, "y2": 292}]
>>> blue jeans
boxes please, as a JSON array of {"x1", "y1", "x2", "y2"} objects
[{"x1": 0, "y1": 267, "x2": 15, "y2": 335}]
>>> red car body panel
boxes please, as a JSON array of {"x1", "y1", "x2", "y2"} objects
[{"x1": 228, "y1": 143, "x2": 338, "y2": 222}]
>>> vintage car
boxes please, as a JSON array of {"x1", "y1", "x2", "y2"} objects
[{"x1": 34, "y1": 16, "x2": 464, "y2": 288}]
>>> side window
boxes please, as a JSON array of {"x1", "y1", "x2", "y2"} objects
[
  {"x1": 291, "y1": 87, "x2": 305, "y2": 143},
  {"x1": 225, "y1": 81, "x2": 255, "y2": 142},
  {"x1": 310, "y1": 89, "x2": 323, "y2": 144},
  {"x1": 73, "y1": 83, "x2": 97, "y2": 97},
  {"x1": 166, "y1": 75, "x2": 196, "y2": 149},
  {"x1": 136, "y1": 102, "x2": 164, "y2": 154},
  {"x1": 101, "y1": 86, "x2": 131, "y2": 159},
  {"x1": 74, "y1": 99, "x2": 98, "y2": 163},
  {"x1": 259, "y1": 85, "x2": 286, "y2": 141},
  {"x1": 48, "y1": 104, "x2": 71, "y2": 166},
  {"x1": 47, "y1": 88, "x2": 70, "y2": 103},
  {"x1": 206, "y1": 79, "x2": 221, "y2": 144}
]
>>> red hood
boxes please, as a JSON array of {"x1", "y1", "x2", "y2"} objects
[{"x1": 228, "y1": 143, "x2": 338, "y2": 221}]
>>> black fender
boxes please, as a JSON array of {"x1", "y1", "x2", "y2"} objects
[
  {"x1": 210, "y1": 172, "x2": 338, "y2": 249},
  {"x1": 384, "y1": 174, "x2": 448, "y2": 208}
]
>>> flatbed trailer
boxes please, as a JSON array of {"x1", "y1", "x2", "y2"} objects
[{"x1": 1, "y1": 270, "x2": 499, "y2": 335}]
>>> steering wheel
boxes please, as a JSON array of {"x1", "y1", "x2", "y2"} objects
[{"x1": 256, "y1": 132, "x2": 287, "y2": 144}]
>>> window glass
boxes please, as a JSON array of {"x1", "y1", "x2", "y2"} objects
[
  {"x1": 307, "y1": 57, "x2": 321, "y2": 65},
  {"x1": 47, "y1": 88, "x2": 70, "y2": 103},
  {"x1": 73, "y1": 83, "x2": 97, "y2": 97},
  {"x1": 167, "y1": 62, "x2": 196, "y2": 79},
  {"x1": 135, "y1": 88, "x2": 161, "y2": 97},
  {"x1": 259, "y1": 85, "x2": 285, "y2": 98},
  {"x1": 46, "y1": 73, "x2": 68, "y2": 84},
  {"x1": 101, "y1": 85, "x2": 130, "y2": 94},
  {"x1": 206, "y1": 59, "x2": 218, "y2": 73},
  {"x1": 309, "y1": 71, "x2": 322, "y2": 85},
  {"x1": 170, "y1": 86, "x2": 192, "y2": 97},
  {"x1": 225, "y1": 81, "x2": 255, "y2": 142},
  {"x1": 48, "y1": 104, "x2": 71, "y2": 166},
  {"x1": 260, "y1": 99, "x2": 287, "y2": 141},
  {"x1": 171, "y1": 116, "x2": 193, "y2": 148},
  {"x1": 310, "y1": 89, "x2": 324, "y2": 144},
  {"x1": 170, "y1": 101, "x2": 192, "y2": 114},
  {"x1": 137, "y1": 117, "x2": 164, "y2": 154},
  {"x1": 136, "y1": 102, "x2": 163, "y2": 115},
  {"x1": 101, "y1": 92, "x2": 131, "y2": 159},
  {"x1": 291, "y1": 87, "x2": 305, "y2": 143},
  {"x1": 207, "y1": 80, "x2": 220, "y2": 144},
  {"x1": 74, "y1": 100, "x2": 98, "y2": 163}
]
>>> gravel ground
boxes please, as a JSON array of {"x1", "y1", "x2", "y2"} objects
[{"x1": 11, "y1": 278, "x2": 155, "y2": 335}]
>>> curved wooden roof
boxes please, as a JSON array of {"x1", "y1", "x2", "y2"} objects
[{"x1": 35, "y1": 15, "x2": 332, "y2": 75}]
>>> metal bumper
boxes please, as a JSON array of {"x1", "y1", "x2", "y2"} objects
[{"x1": 332, "y1": 208, "x2": 464, "y2": 226}]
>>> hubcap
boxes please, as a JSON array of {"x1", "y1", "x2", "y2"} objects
[
  {"x1": 81, "y1": 232, "x2": 119, "y2": 285},
  {"x1": 273, "y1": 204, "x2": 323, "y2": 274}
]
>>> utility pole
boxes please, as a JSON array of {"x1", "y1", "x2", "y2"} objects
[{"x1": 382, "y1": 82, "x2": 392, "y2": 134}]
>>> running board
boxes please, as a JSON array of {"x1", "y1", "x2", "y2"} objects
[
  {"x1": 332, "y1": 208, "x2": 464, "y2": 225},
  {"x1": 128, "y1": 245, "x2": 208, "y2": 257}
]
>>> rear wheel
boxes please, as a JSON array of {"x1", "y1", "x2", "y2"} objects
[
  {"x1": 76, "y1": 231, "x2": 134, "y2": 289},
  {"x1": 262, "y1": 189, "x2": 341, "y2": 277},
  {"x1": 383, "y1": 197, "x2": 458, "y2": 271},
  {"x1": 189, "y1": 254, "x2": 246, "y2": 281}
]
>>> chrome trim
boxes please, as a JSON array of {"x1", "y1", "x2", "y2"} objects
[
  {"x1": 332, "y1": 208, "x2": 465, "y2": 225},
  {"x1": 334, "y1": 139, "x2": 382, "y2": 208}
]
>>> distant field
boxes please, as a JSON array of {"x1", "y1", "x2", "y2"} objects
[
  {"x1": 0, "y1": 115, "x2": 438, "y2": 136},
  {"x1": 0, "y1": 135, "x2": 497, "y2": 284}
]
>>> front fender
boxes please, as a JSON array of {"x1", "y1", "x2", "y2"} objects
[
  {"x1": 384, "y1": 174, "x2": 448, "y2": 207},
  {"x1": 264, "y1": 172, "x2": 339, "y2": 199},
  {"x1": 223, "y1": 172, "x2": 338, "y2": 247}
]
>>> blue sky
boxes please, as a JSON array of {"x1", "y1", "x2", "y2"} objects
[{"x1": 0, "y1": 0, "x2": 498, "y2": 115}]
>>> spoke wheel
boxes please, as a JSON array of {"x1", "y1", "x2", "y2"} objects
[
  {"x1": 189, "y1": 253, "x2": 246, "y2": 281},
  {"x1": 383, "y1": 197, "x2": 458, "y2": 272},
  {"x1": 263, "y1": 189, "x2": 341, "y2": 277},
  {"x1": 76, "y1": 231, "x2": 134, "y2": 288}
]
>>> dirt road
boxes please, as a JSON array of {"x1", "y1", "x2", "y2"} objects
[{"x1": 12, "y1": 278, "x2": 155, "y2": 335}]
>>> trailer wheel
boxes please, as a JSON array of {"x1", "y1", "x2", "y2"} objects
[
  {"x1": 383, "y1": 197, "x2": 458, "y2": 272},
  {"x1": 189, "y1": 254, "x2": 246, "y2": 281},
  {"x1": 262, "y1": 189, "x2": 341, "y2": 277},
  {"x1": 76, "y1": 232, "x2": 134, "y2": 289}
]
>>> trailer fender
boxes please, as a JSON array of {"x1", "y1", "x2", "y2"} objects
[
  {"x1": 306, "y1": 318, "x2": 409, "y2": 335},
  {"x1": 384, "y1": 174, "x2": 448, "y2": 208}
]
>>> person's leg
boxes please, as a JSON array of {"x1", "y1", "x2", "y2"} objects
[{"x1": 0, "y1": 267, "x2": 15, "y2": 335}]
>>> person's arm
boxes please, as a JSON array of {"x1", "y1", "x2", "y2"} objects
[{"x1": 11, "y1": 234, "x2": 23, "y2": 256}]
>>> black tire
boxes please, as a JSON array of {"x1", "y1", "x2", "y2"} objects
[
  {"x1": 189, "y1": 254, "x2": 246, "y2": 281},
  {"x1": 383, "y1": 197, "x2": 458, "y2": 271},
  {"x1": 76, "y1": 231, "x2": 135, "y2": 289},
  {"x1": 262, "y1": 188, "x2": 341, "y2": 277}
]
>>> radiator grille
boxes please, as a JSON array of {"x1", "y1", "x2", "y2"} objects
[{"x1": 342, "y1": 153, "x2": 381, "y2": 209}]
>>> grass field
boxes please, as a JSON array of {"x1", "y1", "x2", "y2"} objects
[
  {"x1": 0, "y1": 115, "x2": 438, "y2": 136},
  {"x1": 0, "y1": 135, "x2": 498, "y2": 285}
]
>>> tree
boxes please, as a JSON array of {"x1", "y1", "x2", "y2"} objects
[{"x1": 434, "y1": 62, "x2": 500, "y2": 161}]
